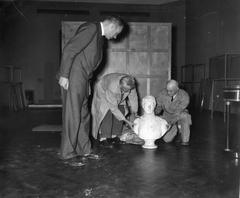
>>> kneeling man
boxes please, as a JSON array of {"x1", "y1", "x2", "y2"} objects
[{"x1": 155, "y1": 80, "x2": 192, "y2": 145}]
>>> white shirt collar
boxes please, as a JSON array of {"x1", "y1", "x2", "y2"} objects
[{"x1": 100, "y1": 22, "x2": 104, "y2": 36}]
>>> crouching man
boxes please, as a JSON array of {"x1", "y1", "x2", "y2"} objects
[
  {"x1": 155, "y1": 80, "x2": 192, "y2": 146},
  {"x1": 91, "y1": 73, "x2": 138, "y2": 146}
]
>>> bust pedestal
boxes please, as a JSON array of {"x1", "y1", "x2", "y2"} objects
[{"x1": 142, "y1": 139, "x2": 158, "y2": 149}]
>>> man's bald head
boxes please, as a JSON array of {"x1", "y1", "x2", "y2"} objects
[{"x1": 166, "y1": 79, "x2": 179, "y2": 97}]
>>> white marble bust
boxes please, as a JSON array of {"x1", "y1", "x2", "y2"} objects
[{"x1": 134, "y1": 95, "x2": 169, "y2": 149}]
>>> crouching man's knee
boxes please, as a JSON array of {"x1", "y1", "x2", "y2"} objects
[
  {"x1": 178, "y1": 112, "x2": 192, "y2": 126},
  {"x1": 163, "y1": 125, "x2": 178, "y2": 143}
]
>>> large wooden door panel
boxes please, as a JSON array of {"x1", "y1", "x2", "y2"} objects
[
  {"x1": 150, "y1": 76, "x2": 169, "y2": 96},
  {"x1": 129, "y1": 24, "x2": 148, "y2": 50},
  {"x1": 102, "y1": 52, "x2": 127, "y2": 74},
  {"x1": 151, "y1": 52, "x2": 169, "y2": 74},
  {"x1": 128, "y1": 52, "x2": 149, "y2": 75},
  {"x1": 151, "y1": 25, "x2": 170, "y2": 50},
  {"x1": 135, "y1": 77, "x2": 148, "y2": 99}
]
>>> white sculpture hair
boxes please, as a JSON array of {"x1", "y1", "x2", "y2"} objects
[{"x1": 142, "y1": 95, "x2": 156, "y2": 109}]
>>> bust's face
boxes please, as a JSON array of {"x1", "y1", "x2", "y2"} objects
[{"x1": 143, "y1": 100, "x2": 155, "y2": 114}]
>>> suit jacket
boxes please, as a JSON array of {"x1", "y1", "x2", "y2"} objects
[
  {"x1": 156, "y1": 88, "x2": 189, "y2": 115},
  {"x1": 91, "y1": 73, "x2": 139, "y2": 139},
  {"x1": 59, "y1": 22, "x2": 103, "y2": 80},
  {"x1": 156, "y1": 88, "x2": 191, "y2": 125}
]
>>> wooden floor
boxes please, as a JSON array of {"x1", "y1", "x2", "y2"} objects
[{"x1": 0, "y1": 109, "x2": 239, "y2": 198}]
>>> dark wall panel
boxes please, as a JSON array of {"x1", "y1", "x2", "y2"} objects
[{"x1": 186, "y1": 0, "x2": 240, "y2": 67}]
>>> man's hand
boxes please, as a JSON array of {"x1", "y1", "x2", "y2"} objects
[
  {"x1": 59, "y1": 76, "x2": 69, "y2": 90},
  {"x1": 133, "y1": 112, "x2": 140, "y2": 118},
  {"x1": 124, "y1": 119, "x2": 135, "y2": 130},
  {"x1": 166, "y1": 123, "x2": 171, "y2": 131},
  {"x1": 129, "y1": 112, "x2": 139, "y2": 122}
]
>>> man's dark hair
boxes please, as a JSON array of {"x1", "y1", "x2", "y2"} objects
[
  {"x1": 120, "y1": 75, "x2": 136, "y2": 89},
  {"x1": 105, "y1": 15, "x2": 124, "y2": 28}
]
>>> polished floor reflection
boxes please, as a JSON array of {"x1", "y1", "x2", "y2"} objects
[{"x1": 0, "y1": 109, "x2": 239, "y2": 197}]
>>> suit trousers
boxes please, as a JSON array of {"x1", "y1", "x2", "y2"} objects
[
  {"x1": 60, "y1": 79, "x2": 91, "y2": 159},
  {"x1": 100, "y1": 105, "x2": 125, "y2": 139},
  {"x1": 162, "y1": 111, "x2": 191, "y2": 143}
]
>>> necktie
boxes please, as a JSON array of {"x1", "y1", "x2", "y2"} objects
[{"x1": 171, "y1": 96, "x2": 174, "y2": 102}]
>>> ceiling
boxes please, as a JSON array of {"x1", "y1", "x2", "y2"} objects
[{"x1": 28, "y1": 0, "x2": 179, "y2": 5}]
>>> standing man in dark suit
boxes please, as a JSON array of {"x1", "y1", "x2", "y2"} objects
[{"x1": 58, "y1": 16, "x2": 124, "y2": 160}]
